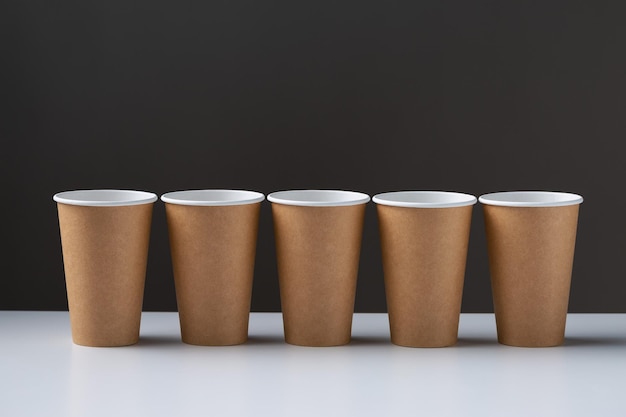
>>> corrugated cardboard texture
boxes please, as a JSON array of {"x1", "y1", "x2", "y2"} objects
[
  {"x1": 377, "y1": 205, "x2": 473, "y2": 347},
  {"x1": 272, "y1": 203, "x2": 366, "y2": 346},
  {"x1": 484, "y1": 204, "x2": 580, "y2": 347},
  {"x1": 57, "y1": 203, "x2": 153, "y2": 347},
  {"x1": 165, "y1": 203, "x2": 260, "y2": 345}
]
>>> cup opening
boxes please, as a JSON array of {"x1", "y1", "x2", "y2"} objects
[
  {"x1": 479, "y1": 191, "x2": 583, "y2": 207},
  {"x1": 161, "y1": 190, "x2": 265, "y2": 206},
  {"x1": 267, "y1": 190, "x2": 370, "y2": 207},
  {"x1": 372, "y1": 191, "x2": 477, "y2": 208},
  {"x1": 53, "y1": 190, "x2": 157, "y2": 207}
]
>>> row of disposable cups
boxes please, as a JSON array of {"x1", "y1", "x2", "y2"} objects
[{"x1": 53, "y1": 189, "x2": 583, "y2": 348}]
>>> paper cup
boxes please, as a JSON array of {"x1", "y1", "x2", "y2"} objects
[
  {"x1": 374, "y1": 191, "x2": 476, "y2": 347},
  {"x1": 480, "y1": 191, "x2": 583, "y2": 347},
  {"x1": 54, "y1": 189, "x2": 157, "y2": 347},
  {"x1": 162, "y1": 190, "x2": 264, "y2": 346},
  {"x1": 268, "y1": 190, "x2": 370, "y2": 346}
]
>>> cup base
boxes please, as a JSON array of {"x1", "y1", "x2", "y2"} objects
[
  {"x1": 72, "y1": 336, "x2": 139, "y2": 348},
  {"x1": 497, "y1": 337, "x2": 564, "y2": 348}
]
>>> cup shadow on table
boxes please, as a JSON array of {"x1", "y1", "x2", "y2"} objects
[
  {"x1": 135, "y1": 335, "x2": 392, "y2": 347},
  {"x1": 351, "y1": 336, "x2": 497, "y2": 348},
  {"x1": 138, "y1": 335, "x2": 287, "y2": 347},
  {"x1": 134, "y1": 335, "x2": 626, "y2": 348},
  {"x1": 136, "y1": 335, "x2": 183, "y2": 347},
  {"x1": 246, "y1": 335, "x2": 392, "y2": 346},
  {"x1": 178, "y1": 335, "x2": 499, "y2": 347},
  {"x1": 455, "y1": 337, "x2": 626, "y2": 348},
  {"x1": 562, "y1": 337, "x2": 626, "y2": 347},
  {"x1": 349, "y1": 336, "x2": 392, "y2": 346},
  {"x1": 244, "y1": 335, "x2": 286, "y2": 345},
  {"x1": 455, "y1": 337, "x2": 498, "y2": 347},
  {"x1": 456, "y1": 337, "x2": 626, "y2": 348}
]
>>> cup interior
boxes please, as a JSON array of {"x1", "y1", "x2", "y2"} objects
[
  {"x1": 161, "y1": 190, "x2": 265, "y2": 206},
  {"x1": 479, "y1": 191, "x2": 583, "y2": 207},
  {"x1": 267, "y1": 190, "x2": 370, "y2": 207},
  {"x1": 53, "y1": 190, "x2": 157, "y2": 207},
  {"x1": 373, "y1": 191, "x2": 477, "y2": 208}
]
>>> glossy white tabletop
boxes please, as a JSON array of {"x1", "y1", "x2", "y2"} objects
[{"x1": 1, "y1": 312, "x2": 625, "y2": 417}]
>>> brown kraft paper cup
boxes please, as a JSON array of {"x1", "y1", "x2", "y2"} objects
[
  {"x1": 374, "y1": 191, "x2": 477, "y2": 347},
  {"x1": 54, "y1": 190, "x2": 157, "y2": 347},
  {"x1": 162, "y1": 190, "x2": 264, "y2": 346},
  {"x1": 480, "y1": 191, "x2": 583, "y2": 347},
  {"x1": 268, "y1": 190, "x2": 370, "y2": 347}
]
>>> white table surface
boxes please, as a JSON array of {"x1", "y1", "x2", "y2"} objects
[{"x1": 1, "y1": 312, "x2": 625, "y2": 417}]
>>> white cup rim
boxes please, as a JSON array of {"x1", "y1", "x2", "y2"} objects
[
  {"x1": 267, "y1": 189, "x2": 370, "y2": 207},
  {"x1": 53, "y1": 189, "x2": 158, "y2": 207},
  {"x1": 373, "y1": 191, "x2": 477, "y2": 208},
  {"x1": 478, "y1": 191, "x2": 583, "y2": 207},
  {"x1": 161, "y1": 189, "x2": 265, "y2": 206}
]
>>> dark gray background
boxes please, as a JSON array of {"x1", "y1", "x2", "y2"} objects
[{"x1": 2, "y1": 1, "x2": 625, "y2": 312}]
